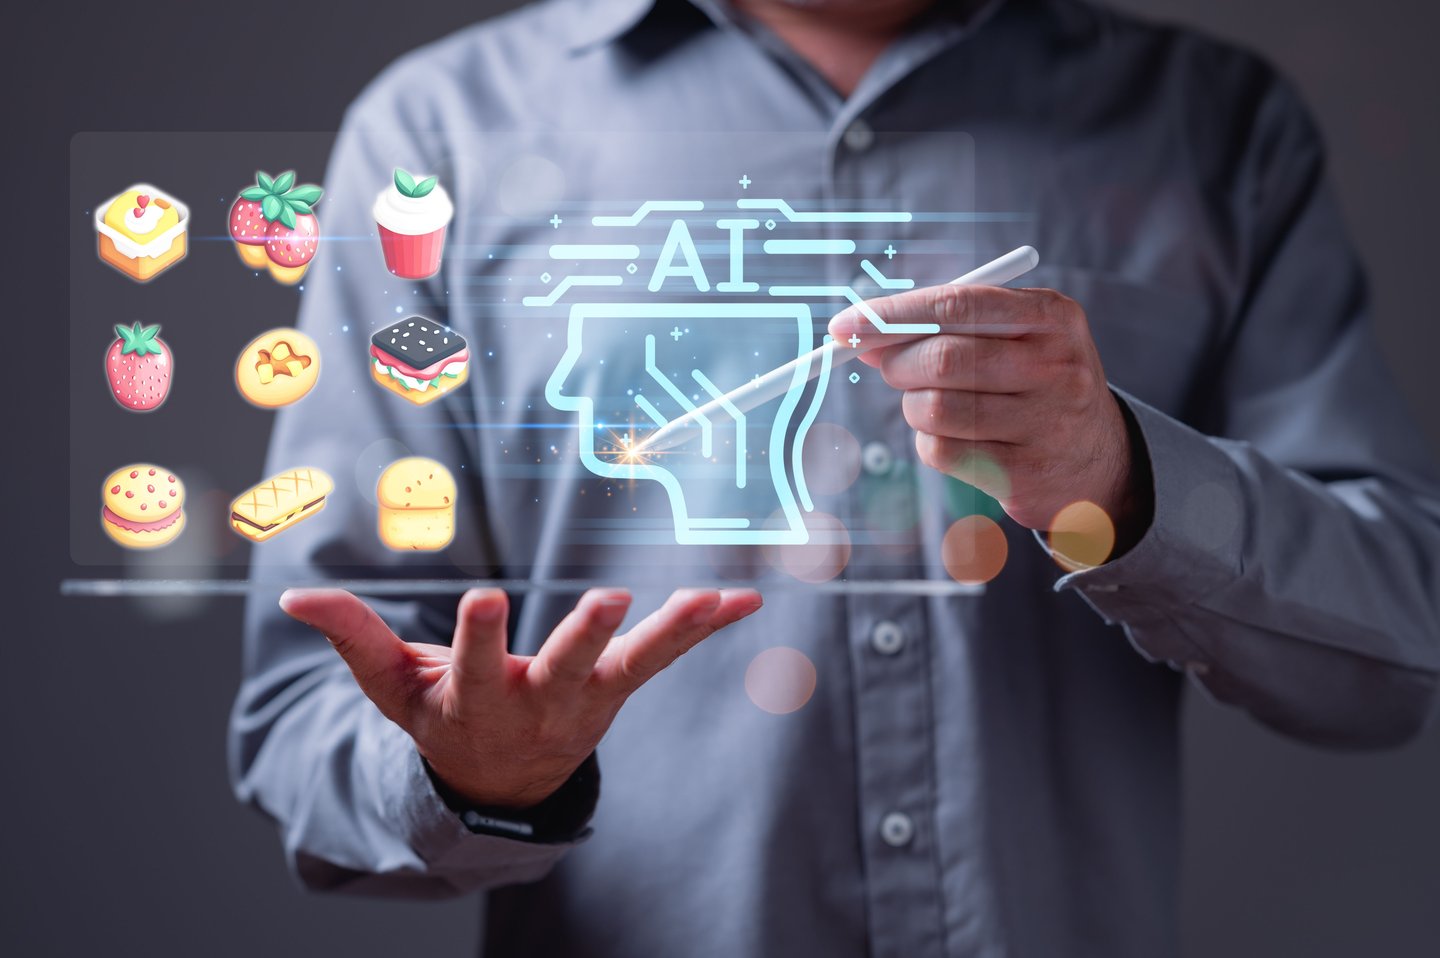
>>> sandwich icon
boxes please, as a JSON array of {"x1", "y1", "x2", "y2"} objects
[
  {"x1": 370, "y1": 316, "x2": 469, "y2": 405},
  {"x1": 378, "y1": 457, "x2": 455, "y2": 551},
  {"x1": 231, "y1": 467, "x2": 333, "y2": 542}
]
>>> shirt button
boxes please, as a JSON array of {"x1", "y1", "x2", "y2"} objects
[
  {"x1": 843, "y1": 118, "x2": 875, "y2": 152},
  {"x1": 871, "y1": 620, "x2": 905, "y2": 655},
  {"x1": 880, "y1": 811, "x2": 914, "y2": 847},
  {"x1": 862, "y1": 441, "x2": 893, "y2": 476}
]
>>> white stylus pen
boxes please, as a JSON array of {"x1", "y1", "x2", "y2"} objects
[{"x1": 633, "y1": 245, "x2": 1040, "y2": 454}]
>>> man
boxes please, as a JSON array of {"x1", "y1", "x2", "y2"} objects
[{"x1": 231, "y1": 1, "x2": 1440, "y2": 955}]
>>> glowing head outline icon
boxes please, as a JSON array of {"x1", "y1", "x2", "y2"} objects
[{"x1": 545, "y1": 302, "x2": 823, "y2": 545}]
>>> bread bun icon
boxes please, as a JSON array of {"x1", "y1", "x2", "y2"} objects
[{"x1": 377, "y1": 457, "x2": 455, "y2": 551}]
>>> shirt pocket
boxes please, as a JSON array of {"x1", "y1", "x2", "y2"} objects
[{"x1": 1022, "y1": 264, "x2": 1219, "y2": 418}]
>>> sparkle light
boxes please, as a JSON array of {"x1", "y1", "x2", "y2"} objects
[{"x1": 595, "y1": 420, "x2": 673, "y2": 472}]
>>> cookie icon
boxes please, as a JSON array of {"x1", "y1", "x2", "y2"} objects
[
  {"x1": 102, "y1": 465, "x2": 185, "y2": 549},
  {"x1": 236, "y1": 329, "x2": 321, "y2": 408},
  {"x1": 377, "y1": 457, "x2": 455, "y2": 551}
]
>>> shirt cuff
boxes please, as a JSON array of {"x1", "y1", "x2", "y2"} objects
[
  {"x1": 381, "y1": 718, "x2": 593, "y2": 886},
  {"x1": 426, "y1": 752, "x2": 600, "y2": 845},
  {"x1": 1037, "y1": 388, "x2": 1246, "y2": 666}
]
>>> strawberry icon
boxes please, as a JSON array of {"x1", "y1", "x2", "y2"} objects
[
  {"x1": 265, "y1": 209, "x2": 320, "y2": 281},
  {"x1": 228, "y1": 170, "x2": 323, "y2": 285},
  {"x1": 106, "y1": 322, "x2": 172, "y2": 412}
]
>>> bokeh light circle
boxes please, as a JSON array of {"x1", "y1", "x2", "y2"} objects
[
  {"x1": 944, "y1": 474, "x2": 1003, "y2": 520},
  {"x1": 941, "y1": 514, "x2": 1009, "y2": 584},
  {"x1": 801, "y1": 422, "x2": 862, "y2": 496},
  {"x1": 354, "y1": 438, "x2": 412, "y2": 506},
  {"x1": 1181, "y1": 481, "x2": 1239, "y2": 552},
  {"x1": 498, "y1": 154, "x2": 566, "y2": 217},
  {"x1": 764, "y1": 509, "x2": 852, "y2": 583},
  {"x1": 860, "y1": 464, "x2": 920, "y2": 534},
  {"x1": 744, "y1": 646, "x2": 818, "y2": 715},
  {"x1": 948, "y1": 449, "x2": 1011, "y2": 501},
  {"x1": 1047, "y1": 500, "x2": 1116, "y2": 571}
]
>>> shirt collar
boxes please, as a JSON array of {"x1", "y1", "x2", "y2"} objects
[
  {"x1": 563, "y1": 0, "x2": 1007, "y2": 54},
  {"x1": 563, "y1": 0, "x2": 662, "y2": 52}
]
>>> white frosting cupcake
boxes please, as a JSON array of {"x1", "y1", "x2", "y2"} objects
[
  {"x1": 373, "y1": 176, "x2": 453, "y2": 236},
  {"x1": 374, "y1": 169, "x2": 454, "y2": 280}
]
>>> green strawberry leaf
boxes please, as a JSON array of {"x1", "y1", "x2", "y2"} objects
[
  {"x1": 256, "y1": 170, "x2": 274, "y2": 192},
  {"x1": 287, "y1": 185, "x2": 324, "y2": 205},
  {"x1": 287, "y1": 199, "x2": 314, "y2": 216},
  {"x1": 272, "y1": 170, "x2": 296, "y2": 194},
  {"x1": 394, "y1": 168, "x2": 417, "y2": 196},
  {"x1": 261, "y1": 193, "x2": 283, "y2": 221},
  {"x1": 279, "y1": 204, "x2": 298, "y2": 230},
  {"x1": 412, "y1": 175, "x2": 437, "y2": 198},
  {"x1": 116, "y1": 322, "x2": 164, "y2": 356},
  {"x1": 240, "y1": 186, "x2": 269, "y2": 201}
]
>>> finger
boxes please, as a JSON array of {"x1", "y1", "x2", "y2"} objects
[
  {"x1": 449, "y1": 588, "x2": 510, "y2": 687},
  {"x1": 877, "y1": 334, "x2": 1034, "y2": 392},
  {"x1": 279, "y1": 589, "x2": 416, "y2": 716},
  {"x1": 531, "y1": 589, "x2": 633, "y2": 689},
  {"x1": 596, "y1": 589, "x2": 763, "y2": 695},
  {"x1": 914, "y1": 433, "x2": 1014, "y2": 492},
  {"x1": 901, "y1": 388, "x2": 1032, "y2": 441},
  {"x1": 827, "y1": 284, "x2": 1055, "y2": 348}
]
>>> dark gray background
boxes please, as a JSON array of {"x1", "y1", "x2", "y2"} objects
[{"x1": 6, "y1": 0, "x2": 1437, "y2": 954}]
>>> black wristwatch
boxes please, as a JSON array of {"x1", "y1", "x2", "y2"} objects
[{"x1": 425, "y1": 753, "x2": 601, "y2": 845}]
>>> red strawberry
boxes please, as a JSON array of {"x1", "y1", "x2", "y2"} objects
[
  {"x1": 266, "y1": 212, "x2": 320, "y2": 268},
  {"x1": 106, "y1": 322, "x2": 172, "y2": 412},
  {"x1": 229, "y1": 196, "x2": 268, "y2": 246},
  {"x1": 228, "y1": 170, "x2": 323, "y2": 282}
]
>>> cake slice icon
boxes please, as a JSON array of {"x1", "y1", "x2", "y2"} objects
[{"x1": 95, "y1": 183, "x2": 189, "y2": 282}]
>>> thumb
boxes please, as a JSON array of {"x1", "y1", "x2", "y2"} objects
[{"x1": 279, "y1": 589, "x2": 417, "y2": 719}]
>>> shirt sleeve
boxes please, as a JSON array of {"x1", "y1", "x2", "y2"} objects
[
  {"x1": 1050, "y1": 76, "x2": 1440, "y2": 748},
  {"x1": 227, "y1": 74, "x2": 594, "y2": 897}
]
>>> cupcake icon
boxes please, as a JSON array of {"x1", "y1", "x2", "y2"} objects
[{"x1": 374, "y1": 168, "x2": 453, "y2": 280}]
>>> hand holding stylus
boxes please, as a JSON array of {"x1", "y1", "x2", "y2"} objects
[{"x1": 828, "y1": 280, "x2": 1150, "y2": 546}]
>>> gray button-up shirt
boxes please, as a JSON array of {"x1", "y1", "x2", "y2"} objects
[{"x1": 230, "y1": 1, "x2": 1440, "y2": 955}]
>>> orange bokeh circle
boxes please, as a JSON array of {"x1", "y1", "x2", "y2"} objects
[{"x1": 941, "y1": 514, "x2": 1009, "y2": 584}]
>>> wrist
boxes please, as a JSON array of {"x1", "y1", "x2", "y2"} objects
[
  {"x1": 423, "y1": 755, "x2": 574, "y2": 810},
  {"x1": 423, "y1": 753, "x2": 602, "y2": 845},
  {"x1": 1102, "y1": 392, "x2": 1154, "y2": 558}
]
